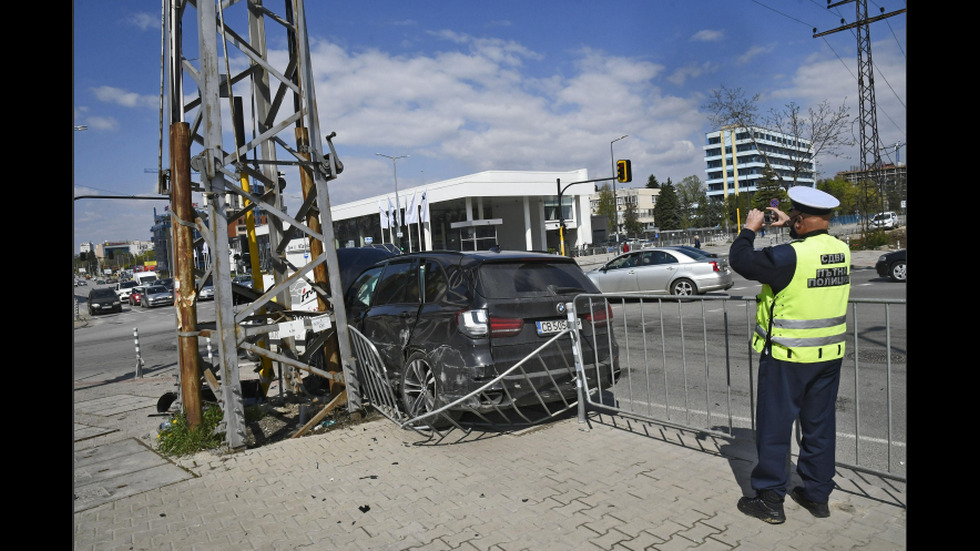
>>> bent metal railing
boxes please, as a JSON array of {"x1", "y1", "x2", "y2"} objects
[
  {"x1": 348, "y1": 312, "x2": 606, "y2": 440},
  {"x1": 348, "y1": 294, "x2": 906, "y2": 482},
  {"x1": 568, "y1": 294, "x2": 907, "y2": 483}
]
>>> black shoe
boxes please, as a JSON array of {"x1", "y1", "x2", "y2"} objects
[
  {"x1": 737, "y1": 491, "x2": 785, "y2": 524},
  {"x1": 790, "y1": 487, "x2": 830, "y2": 518}
]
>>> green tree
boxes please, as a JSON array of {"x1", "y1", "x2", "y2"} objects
[
  {"x1": 751, "y1": 166, "x2": 789, "y2": 213},
  {"x1": 676, "y1": 175, "x2": 705, "y2": 228},
  {"x1": 595, "y1": 183, "x2": 617, "y2": 235},
  {"x1": 724, "y1": 192, "x2": 753, "y2": 228},
  {"x1": 817, "y1": 177, "x2": 855, "y2": 214},
  {"x1": 653, "y1": 181, "x2": 681, "y2": 230},
  {"x1": 645, "y1": 174, "x2": 661, "y2": 189},
  {"x1": 623, "y1": 200, "x2": 642, "y2": 236}
]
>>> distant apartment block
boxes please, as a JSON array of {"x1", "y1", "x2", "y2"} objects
[
  {"x1": 589, "y1": 186, "x2": 660, "y2": 237},
  {"x1": 835, "y1": 163, "x2": 907, "y2": 211},
  {"x1": 704, "y1": 126, "x2": 815, "y2": 201}
]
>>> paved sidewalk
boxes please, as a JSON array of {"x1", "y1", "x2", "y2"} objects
[{"x1": 73, "y1": 373, "x2": 906, "y2": 550}]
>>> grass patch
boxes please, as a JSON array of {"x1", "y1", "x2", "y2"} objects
[{"x1": 157, "y1": 404, "x2": 225, "y2": 456}]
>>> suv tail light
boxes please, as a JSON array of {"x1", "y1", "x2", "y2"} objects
[
  {"x1": 489, "y1": 317, "x2": 523, "y2": 338},
  {"x1": 457, "y1": 309, "x2": 489, "y2": 337},
  {"x1": 583, "y1": 303, "x2": 613, "y2": 327},
  {"x1": 456, "y1": 309, "x2": 524, "y2": 338}
]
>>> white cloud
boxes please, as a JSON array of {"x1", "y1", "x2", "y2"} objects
[
  {"x1": 91, "y1": 85, "x2": 158, "y2": 110},
  {"x1": 737, "y1": 44, "x2": 776, "y2": 65},
  {"x1": 84, "y1": 116, "x2": 120, "y2": 131},
  {"x1": 691, "y1": 29, "x2": 724, "y2": 42},
  {"x1": 126, "y1": 12, "x2": 158, "y2": 32}
]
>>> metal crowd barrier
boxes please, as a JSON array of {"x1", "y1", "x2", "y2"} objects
[{"x1": 568, "y1": 294, "x2": 907, "y2": 482}]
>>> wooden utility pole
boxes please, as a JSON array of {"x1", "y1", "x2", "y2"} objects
[
  {"x1": 170, "y1": 121, "x2": 202, "y2": 429},
  {"x1": 296, "y1": 127, "x2": 343, "y2": 398}
]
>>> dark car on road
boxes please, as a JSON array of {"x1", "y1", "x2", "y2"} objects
[
  {"x1": 88, "y1": 287, "x2": 122, "y2": 315},
  {"x1": 345, "y1": 250, "x2": 619, "y2": 424},
  {"x1": 875, "y1": 249, "x2": 906, "y2": 282}
]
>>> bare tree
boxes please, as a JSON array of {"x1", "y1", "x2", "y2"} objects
[
  {"x1": 766, "y1": 100, "x2": 853, "y2": 187},
  {"x1": 704, "y1": 85, "x2": 853, "y2": 189},
  {"x1": 704, "y1": 85, "x2": 761, "y2": 130}
]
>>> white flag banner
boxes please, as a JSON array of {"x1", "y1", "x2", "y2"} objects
[
  {"x1": 420, "y1": 189, "x2": 430, "y2": 223},
  {"x1": 379, "y1": 199, "x2": 390, "y2": 228},
  {"x1": 387, "y1": 196, "x2": 399, "y2": 228},
  {"x1": 405, "y1": 191, "x2": 419, "y2": 225}
]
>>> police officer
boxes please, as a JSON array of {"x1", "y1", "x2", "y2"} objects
[{"x1": 729, "y1": 186, "x2": 851, "y2": 524}]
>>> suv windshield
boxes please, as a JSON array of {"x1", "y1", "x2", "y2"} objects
[{"x1": 477, "y1": 261, "x2": 593, "y2": 298}]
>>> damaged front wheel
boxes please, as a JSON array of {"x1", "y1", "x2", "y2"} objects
[{"x1": 400, "y1": 351, "x2": 460, "y2": 429}]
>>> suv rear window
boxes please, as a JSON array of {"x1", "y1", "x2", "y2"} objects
[{"x1": 477, "y1": 261, "x2": 594, "y2": 299}]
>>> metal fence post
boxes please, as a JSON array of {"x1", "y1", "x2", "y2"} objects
[
  {"x1": 565, "y1": 300, "x2": 588, "y2": 425},
  {"x1": 134, "y1": 327, "x2": 145, "y2": 378}
]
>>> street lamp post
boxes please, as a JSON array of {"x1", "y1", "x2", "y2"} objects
[
  {"x1": 610, "y1": 134, "x2": 628, "y2": 244},
  {"x1": 376, "y1": 153, "x2": 409, "y2": 249}
]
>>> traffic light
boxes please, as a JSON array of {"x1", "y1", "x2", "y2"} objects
[{"x1": 616, "y1": 159, "x2": 632, "y2": 183}]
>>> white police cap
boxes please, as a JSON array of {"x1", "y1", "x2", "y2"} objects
[{"x1": 787, "y1": 186, "x2": 840, "y2": 215}]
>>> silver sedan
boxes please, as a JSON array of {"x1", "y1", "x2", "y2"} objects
[{"x1": 586, "y1": 247, "x2": 734, "y2": 295}]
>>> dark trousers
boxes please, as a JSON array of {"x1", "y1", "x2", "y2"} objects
[{"x1": 751, "y1": 354, "x2": 842, "y2": 502}]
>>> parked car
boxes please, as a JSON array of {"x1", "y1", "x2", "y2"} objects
[
  {"x1": 115, "y1": 280, "x2": 138, "y2": 302},
  {"x1": 364, "y1": 243, "x2": 402, "y2": 255},
  {"x1": 142, "y1": 285, "x2": 175, "y2": 308},
  {"x1": 668, "y1": 245, "x2": 719, "y2": 259},
  {"x1": 875, "y1": 249, "x2": 906, "y2": 282},
  {"x1": 586, "y1": 247, "x2": 734, "y2": 295},
  {"x1": 871, "y1": 211, "x2": 899, "y2": 230},
  {"x1": 129, "y1": 285, "x2": 148, "y2": 306},
  {"x1": 198, "y1": 279, "x2": 215, "y2": 301},
  {"x1": 233, "y1": 275, "x2": 253, "y2": 289},
  {"x1": 88, "y1": 287, "x2": 122, "y2": 315},
  {"x1": 158, "y1": 278, "x2": 174, "y2": 291},
  {"x1": 344, "y1": 250, "x2": 619, "y2": 423}
]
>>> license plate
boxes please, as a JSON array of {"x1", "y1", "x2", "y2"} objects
[{"x1": 535, "y1": 319, "x2": 582, "y2": 335}]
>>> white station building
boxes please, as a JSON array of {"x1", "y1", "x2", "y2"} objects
[{"x1": 330, "y1": 169, "x2": 598, "y2": 253}]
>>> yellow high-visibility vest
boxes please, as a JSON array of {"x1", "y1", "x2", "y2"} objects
[{"x1": 752, "y1": 234, "x2": 851, "y2": 363}]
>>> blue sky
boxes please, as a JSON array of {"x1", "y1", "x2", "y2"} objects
[{"x1": 73, "y1": 0, "x2": 907, "y2": 254}]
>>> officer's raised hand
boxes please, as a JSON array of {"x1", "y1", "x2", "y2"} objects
[{"x1": 765, "y1": 207, "x2": 790, "y2": 227}]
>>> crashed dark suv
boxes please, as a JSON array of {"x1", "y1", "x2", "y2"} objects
[{"x1": 345, "y1": 250, "x2": 619, "y2": 423}]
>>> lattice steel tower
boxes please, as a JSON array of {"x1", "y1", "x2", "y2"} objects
[
  {"x1": 816, "y1": 1, "x2": 906, "y2": 214},
  {"x1": 163, "y1": 0, "x2": 357, "y2": 449}
]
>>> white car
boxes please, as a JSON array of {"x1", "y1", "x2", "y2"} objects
[
  {"x1": 587, "y1": 246, "x2": 734, "y2": 296},
  {"x1": 114, "y1": 280, "x2": 139, "y2": 302},
  {"x1": 871, "y1": 211, "x2": 898, "y2": 229}
]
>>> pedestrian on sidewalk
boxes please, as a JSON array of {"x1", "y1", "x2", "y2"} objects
[{"x1": 728, "y1": 186, "x2": 851, "y2": 524}]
